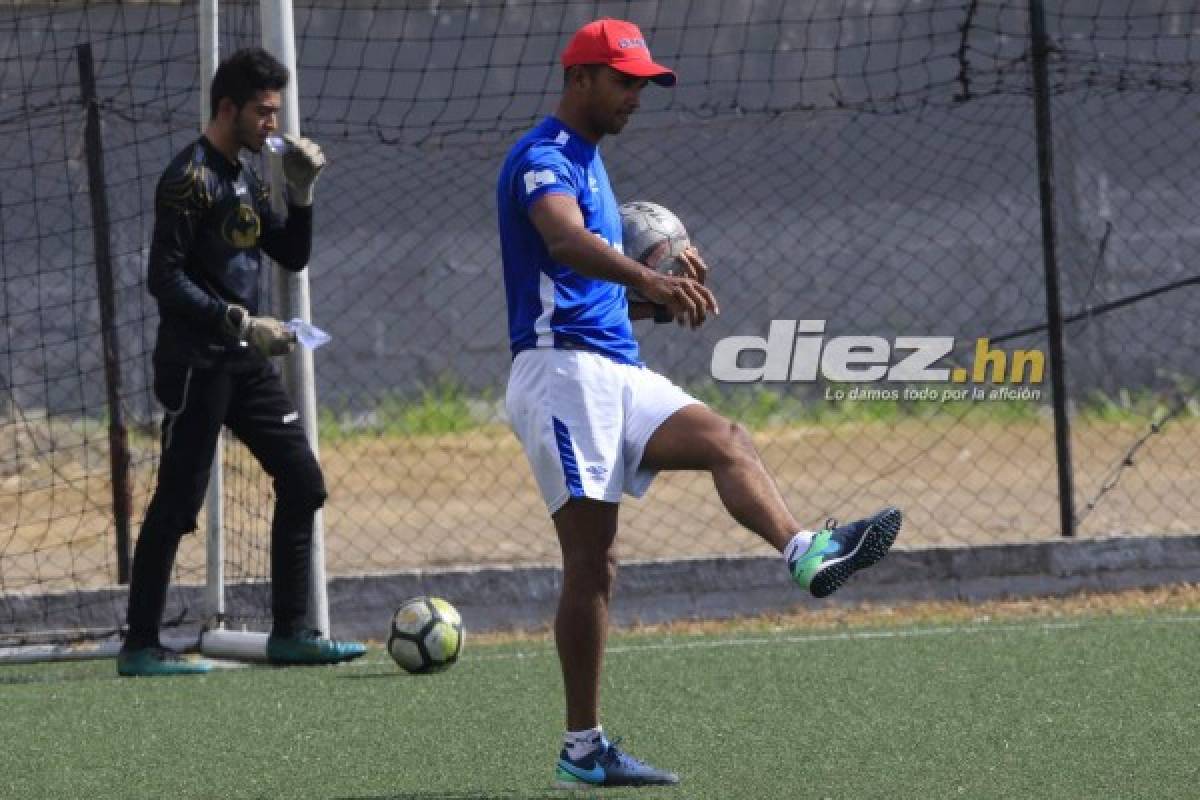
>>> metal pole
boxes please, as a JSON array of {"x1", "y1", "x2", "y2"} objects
[
  {"x1": 199, "y1": 0, "x2": 226, "y2": 622},
  {"x1": 261, "y1": 0, "x2": 330, "y2": 635},
  {"x1": 1028, "y1": 0, "x2": 1076, "y2": 538},
  {"x1": 77, "y1": 43, "x2": 133, "y2": 584}
]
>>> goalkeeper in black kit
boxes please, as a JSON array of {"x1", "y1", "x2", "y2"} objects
[{"x1": 118, "y1": 47, "x2": 365, "y2": 676}]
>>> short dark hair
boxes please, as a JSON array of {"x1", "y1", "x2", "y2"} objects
[
  {"x1": 563, "y1": 63, "x2": 603, "y2": 87},
  {"x1": 209, "y1": 47, "x2": 289, "y2": 119}
]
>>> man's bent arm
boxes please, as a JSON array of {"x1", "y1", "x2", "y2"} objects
[
  {"x1": 528, "y1": 192, "x2": 658, "y2": 296},
  {"x1": 528, "y1": 192, "x2": 716, "y2": 327},
  {"x1": 260, "y1": 202, "x2": 313, "y2": 272}
]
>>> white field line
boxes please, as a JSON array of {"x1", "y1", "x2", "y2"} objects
[{"x1": 354, "y1": 613, "x2": 1200, "y2": 668}]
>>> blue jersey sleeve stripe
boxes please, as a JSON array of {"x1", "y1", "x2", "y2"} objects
[{"x1": 552, "y1": 416, "x2": 585, "y2": 498}]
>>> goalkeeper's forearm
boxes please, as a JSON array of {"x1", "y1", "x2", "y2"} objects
[
  {"x1": 147, "y1": 258, "x2": 227, "y2": 331},
  {"x1": 260, "y1": 203, "x2": 313, "y2": 272}
]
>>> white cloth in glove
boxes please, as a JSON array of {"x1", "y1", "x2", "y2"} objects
[{"x1": 281, "y1": 133, "x2": 326, "y2": 207}]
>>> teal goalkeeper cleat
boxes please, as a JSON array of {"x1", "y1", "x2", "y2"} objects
[
  {"x1": 266, "y1": 629, "x2": 366, "y2": 665},
  {"x1": 790, "y1": 507, "x2": 903, "y2": 598},
  {"x1": 555, "y1": 737, "x2": 680, "y2": 789},
  {"x1": 116, "y1": 646, "x2": 213, "y2": 677}
]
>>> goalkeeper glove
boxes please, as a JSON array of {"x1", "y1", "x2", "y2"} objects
[
  {"x1": 224, "y1": 304, "x2": 296, "y2": 357},
  {"x1": 280, "y1": 134, "x2": 326, "y2": 207}
]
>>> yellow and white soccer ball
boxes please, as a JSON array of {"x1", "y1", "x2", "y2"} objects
[{"x1": 387, "y1": 596, "x2": 464, "y2": 674}]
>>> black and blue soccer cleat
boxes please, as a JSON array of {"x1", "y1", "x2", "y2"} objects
[
  {"x1": 555, "y1": 737, "x2": 680, "y2": 789},
  {"x1": 789, "y1": 507, "x2": 903, "y2": 598}
]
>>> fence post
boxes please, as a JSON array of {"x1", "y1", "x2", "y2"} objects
[
  {"x1": 1028, "y1": 0, "x2": 1076, "y2": 538},
  {"x1": 77, "y1": 43, "x2": 133, "y2": 581}
]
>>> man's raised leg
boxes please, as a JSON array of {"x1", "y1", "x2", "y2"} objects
[
  {"x1": 640, "y1": 403, "x2": 902, "y2": 597},
  {"x1": 640, "y1": 404, "x2": 798, "y2": 552}
]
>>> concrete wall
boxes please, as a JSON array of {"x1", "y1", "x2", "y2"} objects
[{"x1": 3, "y1": 534, "x2": 1198, "y2": 641}]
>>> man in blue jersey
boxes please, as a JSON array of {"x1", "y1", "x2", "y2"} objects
[{"x1": 497, "y1": 19, "x2": 903, "y2": 788}]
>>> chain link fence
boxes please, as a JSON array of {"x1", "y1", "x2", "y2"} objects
[{"x1": 1, "y1": 0, "x2": 1197, "y2": 635}]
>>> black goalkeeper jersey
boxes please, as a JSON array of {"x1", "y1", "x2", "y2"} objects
[{"x1": 147, "y1": 135, "x2": 312, "y2": 368}]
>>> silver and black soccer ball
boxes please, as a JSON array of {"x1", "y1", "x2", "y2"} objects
[{"x1": 618, "y1": 200, "x2": 691, "y2": 275}]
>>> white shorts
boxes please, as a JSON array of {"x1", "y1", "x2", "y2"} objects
[{"x1": 505, "y1": 348, "x2": 702, "y2": 515}]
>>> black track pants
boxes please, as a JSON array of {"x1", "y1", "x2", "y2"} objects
[{"x1": 124, "y1": 359, "x2": 327, "y2": 647}]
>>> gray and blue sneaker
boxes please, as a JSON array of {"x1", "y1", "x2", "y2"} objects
[
  {"x1": 790, "y1": 507, "x2": 903, "y2": 598},
  {"x1": 555, "y1": 737, "x2": 679, "y2": 789},
  {"x1": 266, "y1": 629, "x2": 366, "y2": 665},
  {"x1": 116, "y1": 645, "x2": 213, "y2": 677}
]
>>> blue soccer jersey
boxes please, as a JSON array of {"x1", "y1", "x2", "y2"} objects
[{"x1": 497, "y1": 116, "x2": 640, "y2": 366}]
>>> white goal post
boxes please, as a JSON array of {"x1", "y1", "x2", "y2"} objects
[{"x1": 197, "y1": 0, "x2": 331, "y2": 661}]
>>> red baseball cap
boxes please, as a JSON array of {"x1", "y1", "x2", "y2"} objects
[{"x1": 561, "y1": 18, "x2": 676, "y2": 87}]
